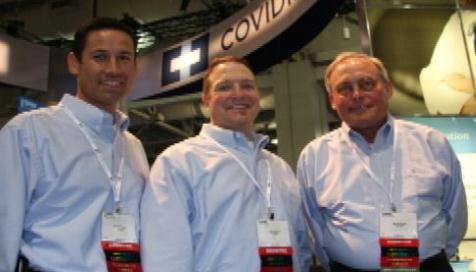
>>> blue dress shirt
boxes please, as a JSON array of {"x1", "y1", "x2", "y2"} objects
[
  {"x1": 0, "y1": 94, "x2": 148, "y2": 271},
  {"x1": 297, "y1": 116, "x2": 467, "y2": 270},
  {"x1": 141, "y1": 124, "x2": 311, "y2": 272}
]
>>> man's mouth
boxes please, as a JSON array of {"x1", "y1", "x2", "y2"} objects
[
  {"x1": 350, "y1": 104, "x2": 371, "y2": 114},
  {"x1": 102, "y1": 79, "x2": 124, "y2": 87},
  {"x1": 227, "y1": 104, "x2": 249, "y2": 110}
]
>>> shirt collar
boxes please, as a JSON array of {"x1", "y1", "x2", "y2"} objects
[
  {"x1": 200, "y1": 123, "x2": 269, "y2": 150},
  {"x1": 341, "y1": 114, "x2": 394, "y2": 147},
  {"x1": 60, "y1": 94, "x2": 129, "y2": 134}
]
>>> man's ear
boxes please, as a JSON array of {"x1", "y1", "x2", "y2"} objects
[
  {"x1": 328, "y1": 91, "x2": 337, "y2": 110},
  {"x1": 67, "y1": 52, "x2": 80, "y2": 75},
  {"x1": 201, "y1": 91, "x2": 209, "y2": 107},
  {"x1": 385, "y1": 81, "x2": 393, "y2": 99}
]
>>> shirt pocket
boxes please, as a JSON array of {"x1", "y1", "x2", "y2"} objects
[{"x1": 405, "y1": 166, "x2": 444, "y2": 202}]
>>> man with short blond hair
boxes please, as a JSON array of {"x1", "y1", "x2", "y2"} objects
[{"x1": 141, "y1": 55, "x2": 311, "y2": 272}]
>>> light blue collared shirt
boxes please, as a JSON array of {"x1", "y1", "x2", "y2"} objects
[
  {"x1": 0, "y1": 94, "x2": 148, "y2": 272},
  {"x1": 141, "y1": 123, "x2": 311, "y2": 272},
  {"x1": 297, "y1": 116, "x2": 467, "y2": 270}
]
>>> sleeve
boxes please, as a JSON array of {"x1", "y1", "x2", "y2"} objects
[
  {"x1": 441, "y1": 140, "x2": 468, "y2": 257},
  {"x1": 276, "y1": 158, "x2": 313, "y2": 272},
  {"x1": 140, "y1": 151, "x2": 195, "y2": 272},
  {"x1": 296, "y1": 147, "x2": 330, "y2": 271},
  {"x1": 0, "y1": 122, "x2": 31, "y2": 272},
  {"x1": 293, "y1": 199, "x2": 313, "y2": 272},
  {"x1": 124, "y1": 132, "x2": 150, "y2": 179}
]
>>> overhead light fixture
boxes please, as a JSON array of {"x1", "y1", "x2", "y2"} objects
[
  {"x1": 0, "y1": 40, "x2": 10, "y2": 75},
  {"x1": 137, "y1": 30, "x2": 156, "y2": 51}
]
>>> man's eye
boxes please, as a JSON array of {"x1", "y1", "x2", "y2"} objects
[
  {"x1": 216, "y1": 84, "x2": 231, "y2": 92},
  {"x1": 241, "y1": 82, "x2": 255, "y2": 90},
  {"x1": 118, "y1": 54, "x2": 132, "y2": 62},
  {"x1": 92, "y1": 54, "x2": 108, "y2": 61},
  {"x1": 336, "y1": 84, "x2": 353, "y2": 95},
  {"x1": 359, "y1": 79, "x2": 376, "y2": 91}
]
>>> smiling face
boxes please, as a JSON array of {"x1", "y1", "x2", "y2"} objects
[
  {"x1": 202, "y1": 61, "x2": 260, "y2": 138},
  {"x1": 328, "y1": 57, "x2": 392, "y2": 139},
  {"x1": 67, "y1": 29, "x2": 137, "y2": 113}
]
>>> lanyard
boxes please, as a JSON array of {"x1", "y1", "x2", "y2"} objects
[
  {"x1": 205, "y1": 135, "x2": 274, "y2": 219},
  {"x1": 345, "y1": 125, "x2": 398, "y2": 212},
  {"x1": 61, "y1": 104, "x2": 125, "y2": 212}
]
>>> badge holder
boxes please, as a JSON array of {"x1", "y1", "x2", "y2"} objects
[
  {"x1": 101, "y1": 204, "x2": 141, "y2": 272},
  {"x1": 379, "y1": 212, "x2": 419, "y2": 272},
  {"x1": 257, "y1": 210, "x2": 293, "y2": 272}
]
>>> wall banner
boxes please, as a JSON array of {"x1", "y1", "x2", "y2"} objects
[
  {"x1": 405, "y1": 116, "x2": 476, "y2": 239},
  {"x1": 128, "y1": 0, "x2": 342, "y2": 100}
]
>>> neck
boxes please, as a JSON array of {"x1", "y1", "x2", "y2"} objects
[
  {"x1": 354, "y1": 127, "x2": 379, "y2": 143},
  {"x1": 352, "y1": 118, "x2": 388, "y2": 144},
  {"x1": 213, "y1": 123, "x2": 254, "y2": 140},
  {"x1": 76, "y1": 93, "x2": 118, "y2": 114},
  {"x1": 243, "y1": 130, "x2": 254, "y2": 141}
]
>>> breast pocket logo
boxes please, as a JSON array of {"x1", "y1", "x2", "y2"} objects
[{"x1": 161, "y1": 33, "x2": 209, "y2": 87}]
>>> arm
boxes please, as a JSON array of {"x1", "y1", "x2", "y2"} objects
[
  {"x1": 442, "y1": 73, "x2": 475, "y2": 94},
  {"x1": 279, "y1": 160, "x2": 313, "y2": 272},
  {"x1": 441, "y1": 141, "x2": 468, "y2": 256},
  {"x1": 0, "y1": 122, "x2": 31, "y2": 271},
  {"x1": 460, "y1": 96, "x2": 476, "y2": 114},
  {"x1": 420, "y1": 12, "x2": 474, "y2": 114},
  {"x1": 441, "y1": 73, "x2": 476, "y2": 114},
  {"x1": 140, "y1": 153, "x2": 194, "y2": 272},
  {"x1": 296, "y1": 150, "x2": 329, "y2": 271},
  {"x1": 293, "y1": 200, "x2": 313, "y2": 272}
]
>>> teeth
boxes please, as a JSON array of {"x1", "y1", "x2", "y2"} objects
[
  {"x1": 351, "y1": 105, "x2": 367, "y2": 113},
  {"x1": 103, "y1": 80, "x2": 122, "y2": 86},
  {"x1": 233, "y1": 105, "x2": 247, "y2": 109}
]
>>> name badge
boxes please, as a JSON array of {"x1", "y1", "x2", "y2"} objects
[
  {"x1": 379, "y1": 212, "x2": 419, "y2": 271},
  {"x1": 257, "y1": 219, "x2": 293, "y2": 272},
  {"x1": 101, "y1": 213, "x2": 141, "y2": 272}
]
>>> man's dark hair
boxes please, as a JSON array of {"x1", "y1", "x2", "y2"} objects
[{"x1": 72, "y1": 17, "x2": 137, "y2": 60}]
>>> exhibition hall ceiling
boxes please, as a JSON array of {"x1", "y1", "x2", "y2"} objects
[{"x1": 0, "y1": 0, "x2": 248, "y2": 53}]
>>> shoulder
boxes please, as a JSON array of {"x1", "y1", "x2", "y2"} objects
[
  {"x1": 395, "y1": 119, "x2": 448, "y2": 144},
  {"x1": 300, "y1": 129, "x2": 341, "y2": 159},
  {"x1": 152, "y1": 135, "x2": 207, "y2": 169},
  {"x1": 262, "y1": 150, "x2": 293, "y2": 172},
  {"x1": 2, "y1": 106, "x2": 60, "y2": 133},
  {"x1": 160, "y1": 135, "x2": 204, "y2": 157},
  {"x1": 394, "y1": 119, "x2": 454, "y2": 159},
  {"x1": 123, "y1": 130, "x2": 143, "y2": 146}
]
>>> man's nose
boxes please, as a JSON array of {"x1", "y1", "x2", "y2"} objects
[
  {"x1": 105, "y1": 59, "x2": 119, "y2": 74},
  {"x1": 350, "y1": 84, "x2": 365, "y2": 98},
  {"x1": 229, "y1": 84, "x2": 244, "y2": 96}
]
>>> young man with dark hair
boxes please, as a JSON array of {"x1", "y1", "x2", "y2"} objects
[{"x1": 0, "y1": 17, "x2": 148, "y2": 271}]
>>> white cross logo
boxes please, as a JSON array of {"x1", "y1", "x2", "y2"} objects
[{"x1": 170, "y1": 42, "x2": 201, "y2": 80}]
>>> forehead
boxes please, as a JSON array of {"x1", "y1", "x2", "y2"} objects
[
  {"x1": 330, "y1": 58, "x2": 380, "y2": 82},
  {"x1": 209, "y1": 62, "x2": 255, "y2": 82},
  {"x1": 84, "y1": 29, "x2": 134, "y2": 51}
]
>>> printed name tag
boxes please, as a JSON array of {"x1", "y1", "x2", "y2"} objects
[
  {"x1": 379, "y1": 212, "x2": 419, "y2": 271},
  {"x1": 101, "y1": 213, "x2": 141, "y2": 272},
  {"x1": 102, "y1": 213, "x2": 137, "y2": 243},
  {"x1": 257, "y1": 220, "x2": 293, "y2": 272}
]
